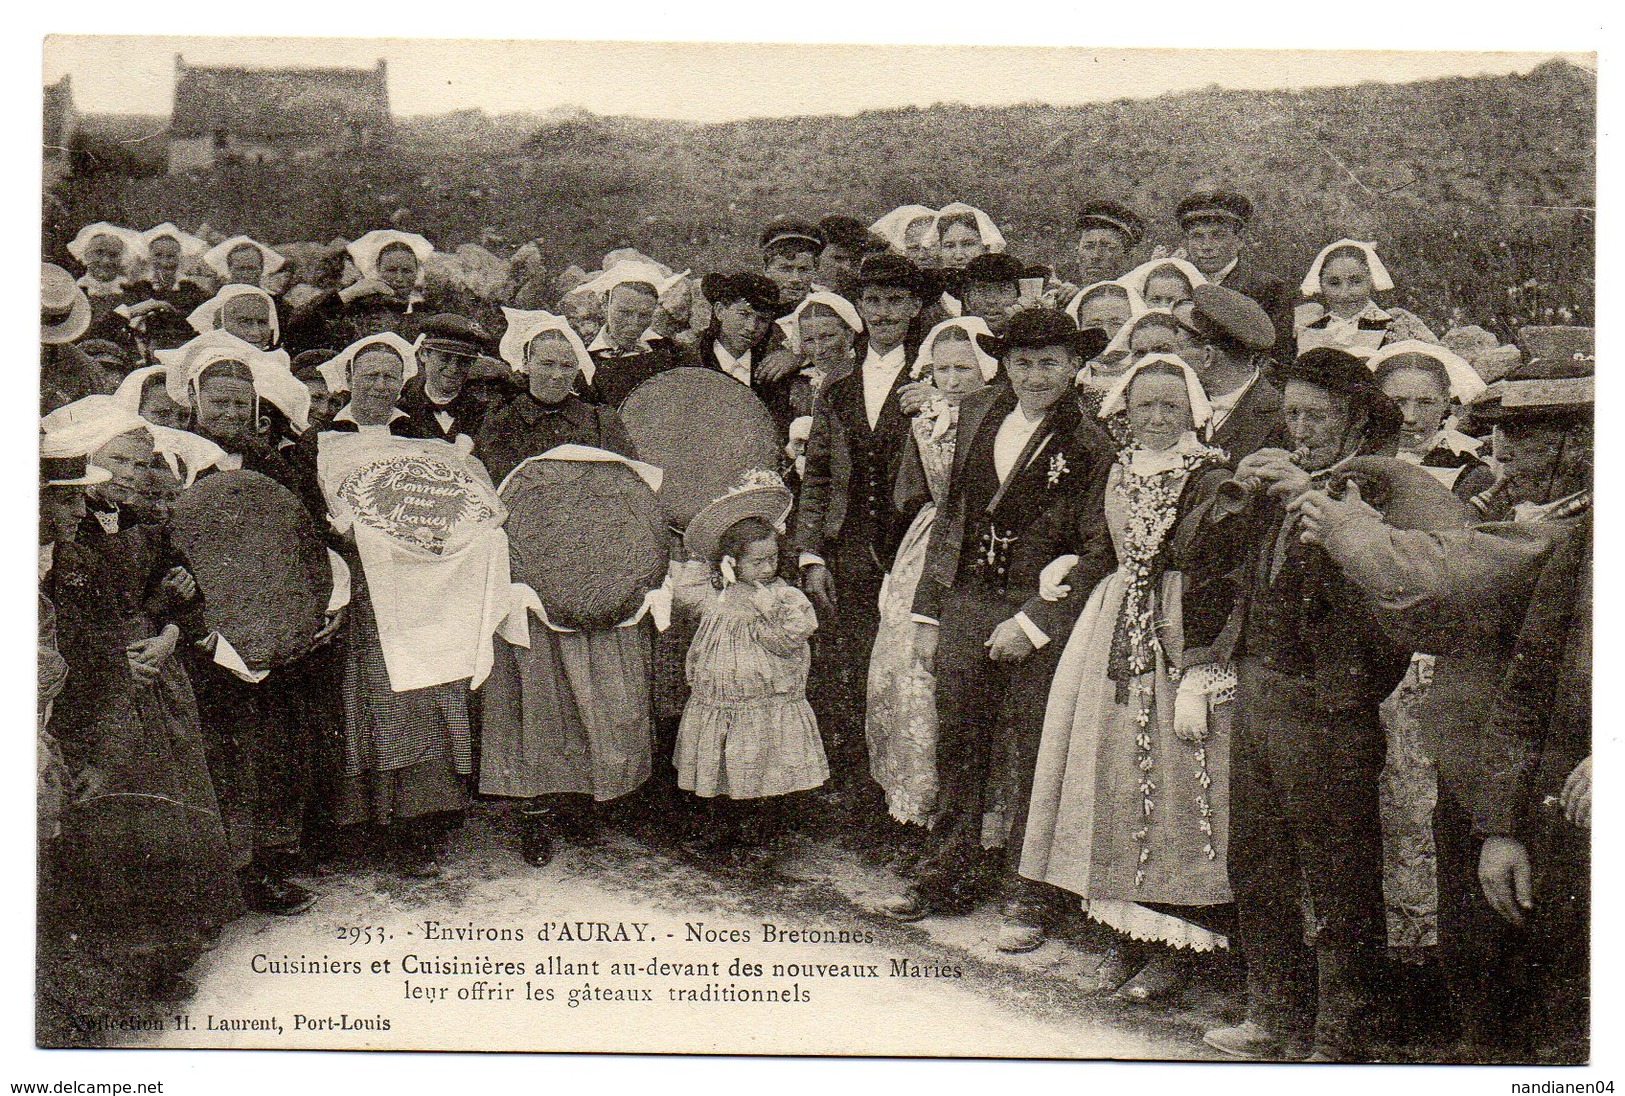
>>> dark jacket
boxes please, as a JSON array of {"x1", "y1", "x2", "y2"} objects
[
  {"x1": 1209, "y1": 371, "x2": 1287, "y2": 462},
  {"x1": 396, "y1": 373, "x2": 503, "y2": 443},
  {"x1": 793, "y1": 345, "x2": 913, "y2": 566},
  {"x1": 472, "y1": 391, "x2": 637, "y2": 487},
  {"x1": 585, "y1": 340, "x2": 680, "y2": 409},
  {"x1": 902, "y1": 384, "x2": 1101, "y2": 629}
]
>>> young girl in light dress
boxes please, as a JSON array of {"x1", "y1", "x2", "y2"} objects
[{"x1": 673, "y1": 472, "x2": 828, "y2": 862}]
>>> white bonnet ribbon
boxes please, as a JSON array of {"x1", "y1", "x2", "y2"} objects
[
  {"x1": 912, "y1": 316, "x2": 999, "y2": 380},
  {"x1": 1300, "y1": 238, "x2": 1394, "y2": 297},
  {"x1": 1120, "y1": 257, "x2": 1209, "y2": 301},
  {"x1": 186, "y1": 284, "x2": 281, "y2": 344},
  {"x1": 66, "y1": 222, "x2": 142, "y2": 268},
  {"x1": 346, "y1": 229, "x2": 434, "y2": 285},
  {"x1": 870, "y1": 205, "x2": 938, "y2": 251},
  {"x1": 318, "y1": 331, "x2": 422, "y2": 392},
  {"x1": 779, "y1": 291, "x2": 864, "y2": 354},
  {"x1": 499, "y1": 307, "x2": 596, "y2": 385},
  {"x1": 925, "y1": 202, "x2": 1007, "y2": 252},
  {"x1": 1366, "y1": 338, "x2": 1485, "y2": 403},
  {"x1": 1065, "y1": 278, "x2": 1148, "y2": 328},
  {"x1": 1097, "y1": 352, "x2": 1213, "y2": 430},
  {"x1": 201, "y1": 235, "x2": 287, "y2": 279}
]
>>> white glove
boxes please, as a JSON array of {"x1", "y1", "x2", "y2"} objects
[
  {"x1": 1173, "y1": 673, "x2": 1209, "y2": 743},
  {"x1": 1038, "y1": 554, "x2": 1080, "y2": 601}
]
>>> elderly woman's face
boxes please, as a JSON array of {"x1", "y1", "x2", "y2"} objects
[
  {"x1": 349, "y1": 349, "x2": 406, "y2": 422},
  {"x1": 797, "y1": 313, "x2": 854, "y2": 368},
  {"x1": 377, "y1": 245, "x2": 421, "y2": 297},
  {"x1": 937, "y1": 222, "x2": 986, "y2": 270},
  {"x1": 930, "y1": 339, "x2": 988, "y2": 399},
  {"x1": 149, "y1": 237, "x2": 183, "y2": 286},
  {"x1": 220, "y1": 295, "x2": 273, "y2": 349},
  {"x1": 1321, "y1": 253, "x2": 1375, "y2": 316},
  {"x1": 1126, "y1": 372, "x2": 1194, "y2": 453},
  {"x1": 902, "y1": 218, "x2": 937, "y2": 268},
  {"x1": 1143, "y1": 274, "x2": 1192, "y2": 312},
  {"x1": 193, "y1": 371, "x2": 258, "y2": 446},
  {"x1": 1380, "y1": 367, "x2": 1449, "y2": 452},
  {"x1": 1076, "y1": 293, "x2": 1133, "y2": 339},
  {"x1": 86, "y1": 235, "x2": 127, "y2": 282},
  {"x1": 226, "y1": 244, "x2": 264, "y2": 285},
  {"x1": 525, "y1": 334, "x2": 581, "y2": 404}
]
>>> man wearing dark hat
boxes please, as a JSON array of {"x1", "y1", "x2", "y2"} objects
[
  {"x1": 759, "y1": 216, "x2": 825, "y2": 309},
  {"x1": 1173, "y1": 282, "x2": 1287, "y2": 459},
  {"x1": 795, "y1": 253, "x2": 928, "y2": 794},
  {"x1": 881, "y1": 309, "x2": 1110, "y2": 948},
  {"x1": 958, "y1": 253, "x2": 1026, "y2": 337},
  {"x1": 1196, "y1": 347, "x2": 1411, "y2": 1062},
  {"x1": 1291, "y1": 345, "x2": 1593, "y2": 1063},
  {"x1": 1175, "y1": 188, "x2": 1292, "y2": 360},
  {"x1": 817, "y1": 215, "x2": 888, "y2": 299},
  {"x1": 1075, "y1": 199, "x2": 1146, "y2": 284},
  {"x1": 400, "y1": 312, "x2": 506, "y2": 442}
]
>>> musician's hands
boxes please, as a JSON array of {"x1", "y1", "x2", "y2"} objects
[{"x1": 1293, "y1": 479, "x2": 1381, "y2": 546}]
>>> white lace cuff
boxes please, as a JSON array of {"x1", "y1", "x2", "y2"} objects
[{"x1": 1178, "y1": 662, "x2": 1237, "y2": 707}]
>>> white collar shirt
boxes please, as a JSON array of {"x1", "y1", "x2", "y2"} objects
[
  {"x1": 861, "y1": 344, "x2": 909, "y2": 429},
  {"x1": 713, "y1": 341, "x2": 753, "y2": 386},
  {"x1": 1209, "y1": 257, "x2": 1240, "y2": 285},
  {"x1": 1205, "y1": 369, "x2": 1259, "y2": 436},
  {"x1": 992, "y1": 405, "x2": 1046, "y2": 483}
]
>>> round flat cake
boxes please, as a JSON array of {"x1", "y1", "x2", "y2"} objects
[
  {"x1": 619, "y1": 367, "x2": 781, "y2": 527},
  {"x1": 169, "y1": 470, "x2": 333, "y2": 671},
  {"x1": 501, "y1": 457, "x2": 669, "y2": 630}
]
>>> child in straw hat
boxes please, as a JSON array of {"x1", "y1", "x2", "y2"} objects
[{"x1": 671, "y1": 471, "x2": 828, "y2": 864}]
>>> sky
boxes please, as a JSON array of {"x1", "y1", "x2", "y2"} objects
[{"x1": 43, "y1": 36, "x2": 1591, "y2": 124}]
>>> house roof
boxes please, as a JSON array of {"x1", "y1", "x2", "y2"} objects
[{"x1": 169, "y1": 58, "x2": 391, "y2": 139}]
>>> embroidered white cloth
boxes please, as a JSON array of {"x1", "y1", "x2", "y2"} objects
[{"x1": 318, "y1": 431, "x2": 516, "y2": 690}]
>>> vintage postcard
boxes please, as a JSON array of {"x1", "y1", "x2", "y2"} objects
[{"x1": 32, "y1": 31, "x2": 1597, "y2": 1074}]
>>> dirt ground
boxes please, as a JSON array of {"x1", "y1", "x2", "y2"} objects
[{"x1": 95, "y1": 800, "x2": 1248, "y2": 1059}]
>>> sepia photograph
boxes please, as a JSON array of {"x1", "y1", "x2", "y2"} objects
[{"x1": 25, "y1": 20, "x2": 1603, "y2": 1082}]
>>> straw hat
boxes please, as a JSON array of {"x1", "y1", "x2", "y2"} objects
[
  {"x1": 41, "y1": 263, "x2": 92, "y2": 345},
  {"x1": 683, "y1": 470, "x2": 794, "y2": 563}
]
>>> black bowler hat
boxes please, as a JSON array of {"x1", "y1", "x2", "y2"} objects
[
  {"x1": 1175, "y1": 189, "x2": 1253, "y2": 230},
  {"x1": 1002, "y1": 306, "x2": 1103, "y2": 360},
  {"x1": 962, "y1": 253, "x2": 1026, "y2": 285},
  {"x1": 1076, "y1": 199, "x2": 1146, "y2": 246},
  {"x1": 857, "y1": 253, "x2": 932, "y2": 298},
  {"x1": 1279, "y1": 347, "x2": 1401, "y2": 439},
  {"x1": 419, "y1": 313, "x2": 495, "y2": 358},
  {"x1": 701, "y1": 271, "x2": 781, "y2": 314},
  {"x1": 759, "y1": 216, "x2": 825, "y2": 253}
]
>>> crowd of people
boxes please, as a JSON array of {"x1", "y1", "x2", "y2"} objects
[{"x1": 38, "y1": 191, "x2": 1590, "y2": 1063}]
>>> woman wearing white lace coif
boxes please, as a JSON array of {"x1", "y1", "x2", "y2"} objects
[
  {"x1": 1293, "y1": 239, "x2": 1437, "y2": 358},
  {"x1": 1020, "y1": 354, "x2": 1248, "y2": 1003}
]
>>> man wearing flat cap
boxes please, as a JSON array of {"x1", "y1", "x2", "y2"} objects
[
  {"x1": 759, "y1": 216, "x2": 825, "y2": 309},
  {"x1": 817, "y1": 215, "x2": 888, "y2": 300},
  {"x1": 1193, "y1": 347, "x2": 1410, "y2": 1062},
  {"x1": 399, "y1": 312, "x2": 506, "y2": 443},
  {"x1": 1173, "y1": 282, "x2": 1287, "y2": 460},
  {"x1": 882, "y1": 309, "x2": 1111, "y2": 953},
  {"x1": 957, "y1": 253, "x2": 1027, "y2": 337},
  {"x1": 1075, "y1": 199, "x2": 1146, "y2": 284},
  {"x1": 1289, "y1": 343, "x2": 1593, "y2": 1063},
  {"x1": 796, "y1": 253, "x2": 928, "y2": 796},
  {"x1": 1176, "y1": 188, "x2": 1292, "y2": 361}
]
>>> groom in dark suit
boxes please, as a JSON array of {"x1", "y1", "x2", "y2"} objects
[
  {"x1": 795, "y1": 253, "x2": 930, "y2": 793},
  {"x1": 882, "y1": 309, "x2": 1112, "y2": 948}
]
